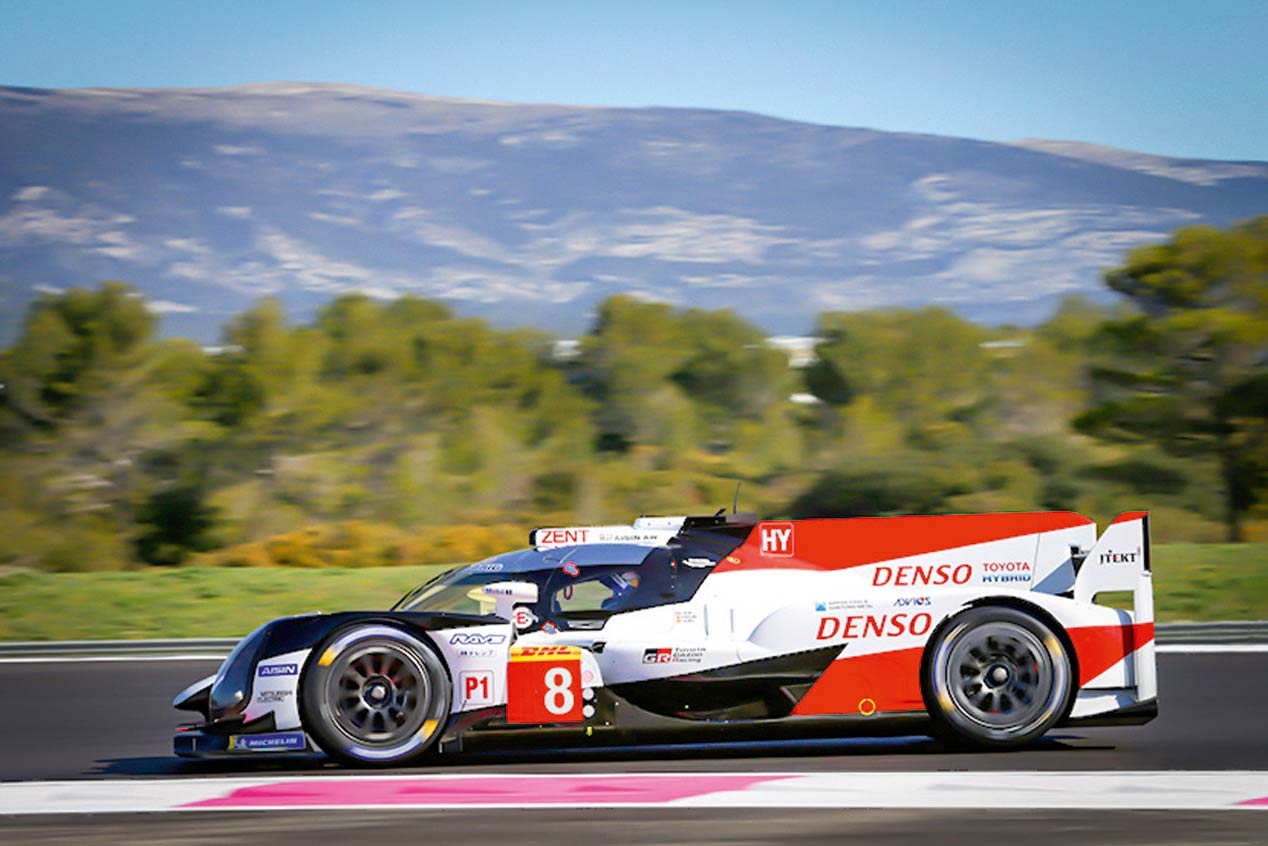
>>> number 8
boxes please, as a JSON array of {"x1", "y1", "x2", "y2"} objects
[{"x1": 544, "y1": 666, "x2": 574, "y2": 715}]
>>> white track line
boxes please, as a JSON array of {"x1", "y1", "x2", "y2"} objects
[
  {"x1": 0, "y1": 771, "x2": 1265, "y2": 814},
  {"x1": 1156, "y1": 644, "x2": 1268, "y2": 654}
]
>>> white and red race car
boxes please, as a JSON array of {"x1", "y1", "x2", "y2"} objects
[{"x1": 174, "y1": 510, "x2": 1157, "y2": 764}]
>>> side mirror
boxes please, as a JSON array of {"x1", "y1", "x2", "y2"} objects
[{"x1": 480, "y1": 581, "x2": 539, "y2": 623}]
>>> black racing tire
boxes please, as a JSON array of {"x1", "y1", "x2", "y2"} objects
[
  {"x1": 923, "y1": 605, "x2": 1073, "y2": 749},
  {"x1": 301, "y1": 625, "x2": 450, "y2": 766}
]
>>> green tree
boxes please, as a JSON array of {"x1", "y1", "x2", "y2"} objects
[
  {"x1": 1075, "y1": 216, "x2": 1268, "y2": 540},
  {"x1": 673, "y1": 308, "x2": 790, "y2": 418},
  {"x1": 578, "y1": 296, "x2": 696, "y2": 451},
  {"x1": 790, "y1": 453, "x2": 969, "y2": 517},
  {"x1": 807, "y1": 307, "x2": 991, "y2": 422},
  {"x1": 0, "y1": 281, "x2": 154, "y2": 427},
  {"x1": 133, "y1": 456, "x2": 220, "y2": 566}
]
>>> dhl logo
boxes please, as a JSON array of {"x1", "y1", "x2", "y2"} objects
[{"x1": 510, "y1": 645, "x2": 581, "y2": 662}]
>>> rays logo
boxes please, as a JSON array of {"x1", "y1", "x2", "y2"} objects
[{"x1": 449, "y1": 632, "x2": 508, "y2": 646}]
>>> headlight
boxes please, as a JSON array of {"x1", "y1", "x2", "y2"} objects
[{"x1": 208, "y1": 622, "x2": 271, "y2": 720}]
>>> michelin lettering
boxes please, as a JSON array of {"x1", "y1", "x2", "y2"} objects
[{"x1": 229, "y1": 731, "x2": 306, "y2": 751}]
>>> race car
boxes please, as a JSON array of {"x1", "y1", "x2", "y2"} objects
[{"x1": 173, "y1": 509, "x2": 1157, "y2": 764}]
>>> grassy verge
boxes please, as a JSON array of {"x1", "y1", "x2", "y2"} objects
[
  {"x1": 0, "y1": 564, "x2": 452, "y2": 642},
  {"x1": 1150, "y1": 543, "x2": 1268, "y2": 623},
  {"x1": 0, "y1": 544, "x2": 1263, "y2": 642}
]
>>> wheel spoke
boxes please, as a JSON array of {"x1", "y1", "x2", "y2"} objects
[
  {"x1": 323, "y1": 641, "x2": 440, "y2": 749},
  {"x1": 939, "y1": 618, "x2": 1065, "y2": 734}
]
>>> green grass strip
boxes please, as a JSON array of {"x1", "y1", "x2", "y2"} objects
[{"x1": 0, "y1": 544, "x2": 1263, "y2": 642}]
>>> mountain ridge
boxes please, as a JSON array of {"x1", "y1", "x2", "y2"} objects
[{"x1": 2, "y1": 82, "x2": 1266, "y2": 343}]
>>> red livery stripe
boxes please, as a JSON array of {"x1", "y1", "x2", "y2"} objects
[
  {"x1": 717, "y1": 512, "x2": 1093, "y2": 573},
  {"x1": 1067, "y1": 622, "x2": 1155, "y2": 686},
  {"x1": 791, "y1": 646, "x2": 926, "y2": 716}
]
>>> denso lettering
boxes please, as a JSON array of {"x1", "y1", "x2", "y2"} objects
[
  {"x1": 816, "y1": 612, "x2": 933, "y2": 640},
  {"x1": 872, "y1": 563, "x2": 971, "y2": 587}
]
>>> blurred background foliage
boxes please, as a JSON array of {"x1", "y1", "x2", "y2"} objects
[{"x1": 0, "y1": 216, "x2": 1265, "y2": 573}]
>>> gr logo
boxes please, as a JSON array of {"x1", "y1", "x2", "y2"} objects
[{"x1": 760, "y1": 523, "x2": 794, "y2": 557}]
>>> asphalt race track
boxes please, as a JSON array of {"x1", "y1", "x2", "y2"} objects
[{"x1": 1, "y1": 652, "x2": 1266, "y2": 844}]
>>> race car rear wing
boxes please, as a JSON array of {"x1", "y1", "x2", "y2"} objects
[
  {"x1": 1073, "y1": 511, "x2": 1151, "y2": 603},
  {"x1": 1074, "y1": 511, "x2": 1156, "y2": 701}
]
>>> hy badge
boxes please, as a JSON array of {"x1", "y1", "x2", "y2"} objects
[{"x1": 760, "y1": 523, "x2": 794, "y2": 557}]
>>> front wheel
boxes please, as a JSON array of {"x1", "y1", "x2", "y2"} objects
[
  {"x1": 923, "y1": 606, "x2": 1073, "y2": 749},
  {"x1": 301, "y1": 625, "x2": 450, "y2": 766}
]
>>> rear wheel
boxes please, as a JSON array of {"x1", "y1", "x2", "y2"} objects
[
  {"x1": 924, "y1": 606, "x2": 1072, "y2": 748},
  {"x1": 301, "y1": 625, "x2": 450, "y2": 765}
]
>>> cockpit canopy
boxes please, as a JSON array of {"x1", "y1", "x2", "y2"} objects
[{"x1": 393, "y1": 539, "x2": 728, "y2": 630}]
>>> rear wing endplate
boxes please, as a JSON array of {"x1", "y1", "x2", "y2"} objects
[
  {"x1": 1074, "y1": 511, "x2": 1151, "y2": 604},
  {"x1": 1075, "y1": 511, "x2": 1156, "y2": 701}
]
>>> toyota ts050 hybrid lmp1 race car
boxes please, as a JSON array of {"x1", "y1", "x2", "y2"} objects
[{"x1": 173, "y1": 509, "x2": 1158, "y2": 764}]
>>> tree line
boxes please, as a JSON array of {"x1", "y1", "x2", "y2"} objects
[{"x1": 1, "y1": 216, "x2": 1265, "y2": 571}]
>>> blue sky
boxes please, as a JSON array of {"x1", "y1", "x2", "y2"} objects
[{"x1": 2, "y1": 0, "x2": 1265, "y2": 161}]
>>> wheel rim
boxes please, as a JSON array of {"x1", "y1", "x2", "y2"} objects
[
  {"x1": 943, "y1": 620, "x2": 1059, "y2": 733},
  {"x1": 324, "y1": 642, "x2": 431, "y2": 747}
]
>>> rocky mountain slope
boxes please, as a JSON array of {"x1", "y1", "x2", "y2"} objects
[{"x1": 2, "y1": 83, "x2": 1266, "y2": 341}]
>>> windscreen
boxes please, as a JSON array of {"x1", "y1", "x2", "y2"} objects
[
  {"x1": 393, "y1": 566, "x2": 512, "y2": 615},
  {"x1": 390, "y1": 541, "x2": 716, "y2": 619}
]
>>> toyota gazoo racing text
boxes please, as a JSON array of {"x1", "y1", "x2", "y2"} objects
[{"x1": 173, "y1": 509, "x2": 1157, "y2": 764}]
